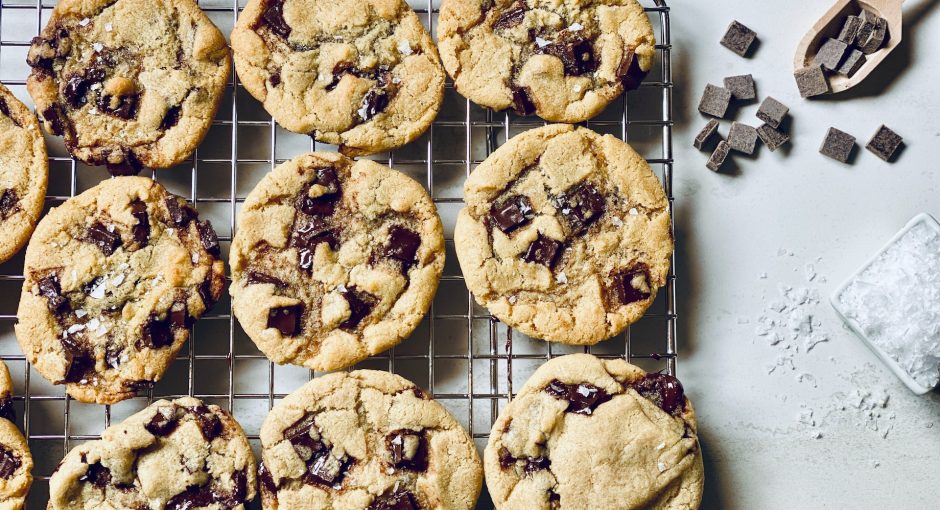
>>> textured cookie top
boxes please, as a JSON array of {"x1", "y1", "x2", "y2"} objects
[
  {"x1": 0, "y1": 417, "x2": 32, "y2": 510},
  {"x1": 229, "y1": 153, "x2": 444, "y2": 372},
  {"x1": 258, "y1": 370, "x2": 482, "y2": 510},
  {"x1": 26, "y1": 0, "x2": 230, "y2": 174},
  {"x1": 454, "y1": 125, "x2": 672, "y2": 345},
  {"x1": 15, "y1": 177, "x2": 225, "y2": 404},
  {"x1": 0, "y1": 84, "x2": 49, "y2": 264},
  {"x1": 438, "y1": 0, "x2": 656, "y2": 123},
  {"x1": 484, "y1": 354, "x2": 703, "y2": 510},
  {"x1": 231, "y1": 0, "x2": 445, "y2": 156},
  {"x1": 48, "y1": 397, "x2": 256, "y2": 510}
]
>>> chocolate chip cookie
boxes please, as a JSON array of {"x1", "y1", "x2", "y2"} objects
[
  {"x1": 26, "y1": 0, "x2": 231, "y2": 175},
  {"x1": 229, "y1": 152, "x2": 444, "y2": 372},
  {"x1": 258, "y1": 370, "x2": 482, "y2": 509},
  {"x1": 48, "y1": 397, "x2": 256, "y2": 509},
  {"x1": 0, "y1": 361, "x2": 32, "y2": 510},
  {"x1": 485, "y1": 354, "x2": 704, "y2": 510},
  {"x1": 438, "y1": 0, "x2": 656, "y2": 122},
  {"x1": 454, "y1": 124, "x2": 672, "y2": 345},
  {"x1": 231, "y1": 0, "x2": 445, "y2": 157},
  {"x1": 0, "y1": 84, "x2": 49, "y2": 264},
  {"x1": 15, "y1": 176, "x2": 226, "y2": 404}
]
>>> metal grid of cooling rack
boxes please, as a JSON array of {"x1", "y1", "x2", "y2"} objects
[{"x1": 0, "y1": 0, "x2": 675, "y2": 507}]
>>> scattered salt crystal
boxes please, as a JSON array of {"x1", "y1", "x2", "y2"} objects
[
  {"x1": 810, "y1": 431, "x2": 823, "y2": 439},
  {"x1": 392, "y1": 76, "x2": 402, "y2": 85},
  {"x1": 86, "y1": 318, "x2": 101, "y2": 331},
  {"x1": 611, "y1": 216, "x2": 623, "y2": 227},
  {"x1": 75, "y1": 309, "x2": 87, "y2": 318},
  {"x1": 555, "y1": 272, "x2": 568, "y2": 284},
  {"x1": 397, "y1": 39, "x2": 413, "y2": 56},
  {"x1": 112, "y1": 273, "x2": 125, "y2": 286},
  {"x1": 535, "y1": 37, "x2": 551, "y2": 48},
  {"x1": 192, "y1": 253, "x2": 200, "y2": 264},
  {"x1": 573, "y1": 84, "x2": 583, "y2": 93},
  {"x1": 508, "y1": 295, "x2": 518, "y2": 305},
  {"x1": 92, "y1": 42, "x2": 104, "y2": 53},
  {"x1": 386, "y1": 467, "x2": 395, "y2": 475},
  {"x1": 88, "y1": 107, "x2": 99, "y2": 115},
  {"x1": 89, "y1": 280, "x2": 107, "y2": 299},
  {"x1": 628, "y1": 208, "x2": 639, "y2": 216},
  {"x1": 90, "y1": 83, "x2": 102, "y2": 90},
  {"x1": 797, "y1": 407, "x2": 815, "y2": 426},
  {"x1": 106, "y1": 223, "x2": 115, "y2": 232},
  {"x1": 79, "y1": 18, "x2": 91, "y2": 27},
  {"x1": 568, "y1": 22, "x2": 584, "y2": 31},
  {"x1": 105, "y1": 22, "x2": 113, "y2": 32},
  {"x1": 804, "y1": 263, "x2": 817, "y2": 282},
  {"x1": 67, "y1": 324, "x2": 85, "y2": 334},
  {"x1": 759, "y1": 272, "x2": 768, "y2": 279},
  {"x1": 657, "y1": 462, "x2": 666, "y2": 473},
  {"x1": 656, "y1": 442, "x2": 665, "y2": 450}
]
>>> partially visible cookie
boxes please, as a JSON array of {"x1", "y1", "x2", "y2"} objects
[
  {"x1": 0, "y1": 417, "x2": 32, "y2": 510},
  {"x1": 26, "y1": 0, "x2": 231, "y2": 175},
  {"x1": 0, "y1": 361, "x2": 14, "y2": 423},
  {"x1": 438, "y1": 0, "x2": 656, "y2": 123},
  {"x1": 15, "y1": 176, "x2": 226, "y2": 404},
  {"x1": 454, "y1": 124, "x2": 673, "y2": 345},
  {"x1": 0, "y1": 84, "x2": 48, "y2": 264},
  {"x1": 229, "y1": 152, "x2": 444, "y2": 372},
  {"x1": 258, "y1": 370, "x2": 482, "y2": 510},
  {"x1": 48, "y1": 397, "x2": 256, "y2": 509},
  {"x1": 231, "y1": 0, "x2": 445, "y2": 156},
  {"x1": 484, "y1": 354, "x2": 704, "y2": 510}
]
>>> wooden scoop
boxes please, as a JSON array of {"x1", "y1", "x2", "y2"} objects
[{"x1": 794, "y1": 0, "x2": 904, "y2": 94}]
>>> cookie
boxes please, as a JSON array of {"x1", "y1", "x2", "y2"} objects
[
  {"x1": 454, "y1": 124, "x2": 672, "y2": 345},
  {"x1": 0, "y1": 361, "x2": 32, "y2": 510},
  {"x1": 258, "y1": 370, "x2": 482, "y2": 509},
  {"x1": 26, "y1": 0, "x2": 231, "y2": 175},
  {"x1": 229, "y1": 152, "x2": 444, "y2": 372},
  {"x1": 0, "y1": 84, "x2": 49, "y2": 264},
  {"x1": 0, "y1": 361, "x2": 14, "y2": 424},
  {"x1": 48, "y1": 397, "x2": 256, "y2": 509},
  {"x1": 15, "y1": 176, "x2": 226, "y2": 404},
  {"x1": 484, "y1": 354, "x2": 704, "y2": 510},
  {"x1": 231, "y1": 0, "x2": 445, "y2": 157},
  {"x1": 438, "y1": 0, "x2": 656, "y2": 123}
]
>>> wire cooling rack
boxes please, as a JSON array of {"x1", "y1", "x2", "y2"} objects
[{"x1": 0, "y1": 0, "x2": 674, "y2": 507}]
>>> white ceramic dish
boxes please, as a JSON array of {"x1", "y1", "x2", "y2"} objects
[{"x1": 830, "y1": 213, "x2": 940, "y2": 395}]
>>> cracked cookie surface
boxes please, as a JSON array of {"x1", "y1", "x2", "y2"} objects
[
  {"x1": 230, "y1": 152, "x2": 444, "y2": 372},
  {"x1": 258, "y1": 370, "x2": 482, "y2": 510},
  {"x1": 48, "y1": 397, "x2": 256, "y2": 510},
  {"x1": 438, "y1": 0, "x2": 656, "y2": 122},
  {"x1": 454, "y1": 124, "x2": 672, "y2": 345},
  {"x1": 484, "y1": 354, "x2": 704, "y2": 510},
  {"x1": 0, "y1": 84, "x2": 49, "y2": 264},
  {"x1": 15, "y1": 176, "x2": 226, "y2": 404},
  {"x1": 0, "y1": 361, "x2": 32, "y2": 510},
  {"x1": 231, "y1": 0, "x2": 445, "y2": 157},
  {"x1": 26, "y1": 0, "x2": 230, "y2": 175}
]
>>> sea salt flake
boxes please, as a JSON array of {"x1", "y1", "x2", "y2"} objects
[
  {"x1": 75, "y1": 309, "x2": 88, "y2": 318},
  {"x1": 656, "y1": 442, "x2": 665, "y2": 450},
  {"x1": 79, "y1": 18, "x2": 91, "y2": 27},
  {"x1": 92, "y1": 42, "x2": 104, "y2": 53},
  {"x1": 535, "y1": 37, "x2": 551, "y2": 48},
  {"x1": 67, "y1": 324, "x2": 85, "y2": 334},
  {"x1": 611, "y1": 216, "x2": 623, "y2": 227},
  {"x1": 105, "y1": 22, "x2": 113, "y2": 32},
  {"x1": 569, "y1": 22, "x2": 584, "y2": 31},
  {"x1": 397, "y1": 39, "x2": 413, "y2": 56},
  {"x1": 508, "y1": 295, "x2": 518, "y2": 304},
  {"x1": 657, "y1": 462, "x2": 666, "y2": 473},
  {"x1": 556, "y1": 272, "x2": 568, "y2": 284},
  {"x1": 629, "y1": 208, "x2": 639, "y2": 216},
  {"x1": 112, "y1": 273, "x2": 126, "y2": 286},
  {"x1": 89, "y1": 280, "x2": 107, "y2": 299}
]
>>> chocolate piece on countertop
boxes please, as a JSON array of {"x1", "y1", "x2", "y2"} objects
[
  {"x1": 756, "y1": 124, "x2": 790, "y2": 152},
  {"x1": 756, "y1": 96, "x2": 789, "y2": 129},
  {"x1": 865, "y1": 125, "x2": 903, "y2": 162},
  {"x1": 723, "y1": 74, "x2": 756, "y2": 101},
  {"x1": 693, "y1": 119, "x2": 720, "y2": 151},
  {"x1": 819, "y1": 127, "x2": 856, "y2": 163},
  {"x1": 728, "y1": 122, "x2": 759, "y2": 155},
  {"x1": 814, "y1": 38, "x2": 848, "y2": 71},
  {"x1": 706, "y1": 141, "x2": 731, "y2": 172},
  {"x1": 720, "y1": 20, "x2": 757, "y2": 57},
  {"x1": 697, "y1": 84, "x2": 732, "y2": 118},
  {"x1": 794, "y1": 66, "x2": 830, "y2": 98}
]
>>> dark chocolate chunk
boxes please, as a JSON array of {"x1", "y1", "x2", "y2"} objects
[
  {"x1": 549, "y1": 491, "x2": 561, "y2": 509},
  {"x1": 340, "y1": 287, "x2": 376, "y2": 330},
  {"x1": 165, "y1": 470, "x2": 248, "y2": 510},
  {"x1": 537, "y1": 38, "x2": 597, "y2": 76},
  {"x1": 258, "y1": 460, "x2": 279, "y2": 495},
  {"x1": 165, "y1": 197, "x2": 196, "y2": 227},
  {"x1": 819, "y1": 127, "x2": 856, "y2": 163},
  {"x1": 693, "y1": 119, "x2": 720, "y2": 151},
  {"x1": 756, "y1": 124, "x2": 790, "y2": 152},
  {"x1": 284, "y1": 413, "x2": 322, "y2": 459},
  {"x1": 140, "y1": 316, "x2": 174, "y2": 349},
  {"x1": 97, "y1": 92, "x2": 138, "y2": 119},
  {"x1": 292, "y1": 220, "x2": 338, "y2": 272},
  {"x1": 196, "y1": 220, "x2": 221, "y2": 256},
  {"x1": 837, "y1": 49, "x2": 866, "y2": 77},
  {"x1": 697, "y1": 84, "x2": 732, "y2": 118},
  {"x1": 497, "y1": 447, "x2": 515, "y2": 469},
  {"x1": 358, "y1": 89, "x2": 389, "y2": 122},
  {"x1": 169, "y1": 300, "x2": 190, "y2": 330},
  {"x1": 720, "y1": 20, "x2": 757, "y2": 57},
  {"x1": 0, "y1": 445, "x2": 19, "y2": 479},
  {"x1": 490, "y1": 195, "x2": 534, "y2": 233},
  {"x1": 629, "y1": 373, "x2": 686, "y2": 415},
  {"x1": 267, "y1": 304, "x2": 303, "y2": 336},
  {"x1": 755, "y1": 96, "x2": 788, "y2": 129},
  {"x1": 145, "y1": 405, "x2": 181, "y2": 436},
  {"x1": 837, "y1": 15, "x2": 861, "y2": 44},
  {"x1": 125, "y1": 380, "x2": 155, "y2": 392},
  {"x1": 260, "y1": 0, "x2": 291, "y2": 39},
  {"x1": 159, "y1": 104, "x2": 182, "y2": 130},
  {"x1": 384, "y1": 226, "x2": 421, "y2": 269},
  {"x1": 794, "y1": 66, "x2": 829, "y2": 98},
  {"x1": 612, "y1": 268, "x2": 652, "y2": 305},
  {"x1": 522, "y1": 235, "x2": 563, "y2": 269},
  {"x1": 0, "y1": 97, "x2": 10, "y2": 119},
  {"x1": 727, "y1": 122, "x2": 758, "y2": 155},
  {"x1": 813, "y1": 38, "x2": 848, "y2": 71},
  {"x1": 103, "y1": 149, "x2": 144, "y2": 177},
  {"x1": 558, "y1": 183, "x2": 605, "y2": 235},
  {"x1": 858, "y1": 14, "x2": 888, "y2": 54},
  {"x1": 706, "y1": 140, "x2": 731, "y2": 172},
  {"x1": 296, "y1": 171, "x2": 341, "y2": 216},
  {"x1": 38, "y1": 275, "x2": 69, "y2": 313},
  {"x1": 60, "y1": 336, "x2": 94, "y2": 384},
  {"x1": 510, "y1": 87, "x2": 536, "y2": 116},
  {"x1": 84, "y1": 222, "x2": 121, "y2": 255},
  {"x1": 523, "y1": 455, "x2": 550, "y2": 474},
  {"x1": 305, "y1": 450, "x2": 351, "y2": 487},
  {"x1": 368, "y1": 489, "x2": 420, "y2": 510},
  {"x1": 386, "y1": 430, "x2": 428, "y2": 471},
  {"x1": 188, "y1": 404, "x2": 223, "y2": 442},
  {"x1": 311, "y1": 167, "x2": 341, "y2": 195},
  {"x1": 0, "y1": 189, "x2": 19, "y2": 220},
  {"x1": 63, "y1": 66, "x2": 105, "y2": 108},
  {"x1": 865, "y1": 125, "x2": 903, "y2": 162},
  {"x1": 246, "y1": 271, "x2": 287, "y2": 287},
  {"x1": 0, "y1": 397, "x2": 14, "y2": 423},
  {"x1": 493, "y1": 1, "x2": 527, "y2": 31},
  {"x1": 723, "y1": 74, "x2": 756, "y2": 101},
  {"x1": 41, "y1": 104, "x2": 70, "y2": 136},
  {"x1": 129, "y1": 199, "x2": 150, "y2": 249},
  {"x1": 617, "y1": 48, "x2": 648, "y2": 91},
  {"x1": 544, "y1": 379, "x2": 612, "y2": 415},
  {"x1": 26, "y1": 35, "x2": 59, "y2": 72},
  {"x1": 270, "y1": 70, "x2": 282, "y2": 87},
  {"x1": 78, "y1": 462, "x2": 111, "y2": 487}
]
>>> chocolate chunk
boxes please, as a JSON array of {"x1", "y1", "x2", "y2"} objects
[
  {"x1": 145, "y1": 405, "x2": 181, "y2": 436},
  {"x1": 358, "y1": 89, "x2": 389, "y2": 122},
  {"x1": 326, "y1": 62, "x2": 356, "y2": 91},
  {"x1": 188, "y1": 404, "x2": 223, "y2": 441},
  {"x1": 84, "y1": 222, "x2": 121, "y2": 255},
  {"x1": 270, "y1": 70, "x2": 282, "y2": 87},
  {"x1": 103, "y1": 149, "x2": 144, "y2": 177},
  {"x1": 129, "y1": 199, "x2": 150, "y2": 249},
  {"x1": 165, "y1": 197, "x2": 196, "y2": 227},
  {"x1": 140, "y1": 316, "x2": 174, "y2": 349},
  {"x1": 305, "y1": 450, "x2": 351, "y2": 487},
  {"x1": 97, "y1": 92, "x2": 138, "y2": 119},
  {"x1": 258, "y1": 460, "x2": 279, "y2": 495},
  {"x1": 369, "y1": 489, "x2": 420, "y2": 510},
  {"x1": 819, "y1": 127, "x2": 856, "y2": 163},
  {"x1": 697, "y1": 84, "x2": 732, "y2": 118},
  {"x1": 544, "y1": 379, "x2": 612, "y2": 415},
  {"x1": 497, "y1": 447, "x2": 515, "y2": 469},
  {"x1": 0, "y1": 97, "x2": 9, "y2": 119},
  {"x1": 558, "y1": 183, "x2": 605, "y2": 235},
  {"x1": 693, "y1": 119, "x2": 720, "y2": 151},
  {"x1": 490, "y1": 195, "x2": 534, "y2": 233},
  {"x1": 61, "y1": 336, "x2": 94, "y2": 384},
  {"x1": 197, "y1": 220, "x2": 221, "y2": 256},
  {"x1": 510, "y1": 87, "x2": 536, "y2": 116},
  {"x1": 41, "y1": 104, "x2": 70, "y2": 137},
  {"x1": 617, "y1": 48, "x2": 648, "y2": 91},
  {"x1": 537, "y1": 38, "x2": 597, "y2": 76},
  {"x1": 38, "y1": 275, "x2": 69, "y2": 313},
  {"x1": 0, "y1": 446, "x2": 19, "y2": 479},
  {"x1": 246, "y1": 271, "x2": 287, "y2": 287},
  {"x1": 260, "y1": 0, "x2": 291, "y2": 38},
  {"x1": 493, "y1": 1, "x2": 527, "y2": 31},
  {"x1": 27, "y1": 36, "x2": 59, "y2": 72},
  {"x1": 292, "y1": 220, "x2": 338, "y2": 272},
  {"x1": 169, "y1": 300, "x2": 190, "y2": 330},
  {"x1": 340, "y1": 287, "x2": 376, "y2": 330},
  {"x1": 720, "y1": 20, "x2": 757, "y2": 57},
  {"x1": 311, "y1": 167, "x2": 341, "y2": 195},
  {"x1": 63, "y1": 66, "x2": 105, "y2": 108},
  {"x1": 755, "y1": 96, "x2": 788, "y2": 129},
  {"x1": 386, "y1": 430, "x2": 428, "y2": 471},
  {"x1": 0, "y1": 189, "x2": 19, "y2": 220},
  {"x1": 837, "y1": 49, "x2": 866, "y2": 77},
  {"x1": 813, "y1": 38, "x2": 848, "y2": 71},
  {"x1": 549, "y1": 491, "x2": 561, "y2": 509},
  {"x1": 284, "y1": 413, "x2": 322, "y2": 457},
  {"x1": 0, "y1": 397, "x2": 14, "y2": 423},
  {"x1": 267, "y1": 304, "x2": 303, "y2": 336},
  {"x1": 523, "y1": 455, "x2": 550, "y2": 474},
  {"x1": 794, "y1": 66, "x2": 829, "y2": 98},
  {"x1": 125, "y1": 380, "x2": 154, "y2": 392},
  {"x1": 522, "y1": 235, "x2": 563, "y2": 269},
  {"x1": 384, "y1": 226, "x2": 421, "y2": 269},
  {"x1": 723, "y1": 74, "x2": 756, "y2": 101},
  {"x1": 160, "y1": 105, "x2": 182, "y2": 130},
  {"x1": 837, "y1": 15, "x2": 862, "y2": 44},
  {"x1": 296, "y1": 171, "x2": 341, "y2": 216},
  {"x1": 78, "y1": 462, "x2": 111, "y2": 487},
  {"x1": 165, "y1": 471, "x2": 248, "y2": 510},
  {"x1": 858, "y1": 14, "x2": 888, "y2": 54},
  {"x1": 629, "y1": 373, "x2": 686, "y2": 415},
  {"x1": 865, "y1": 125, "x2": 903, "y2": 162},
  {"x1": 727, "y1": 122, "x2": 758, "y2": 155},
  {"x1": 756, "y1": 124, "x2": 790, "y2": 152},
  {"x1": 612, "y1": 268, "x2": 652, "y2": 305},
  {"x1": 706, "y1": 140, "x2": 731, "y2": 172}
]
